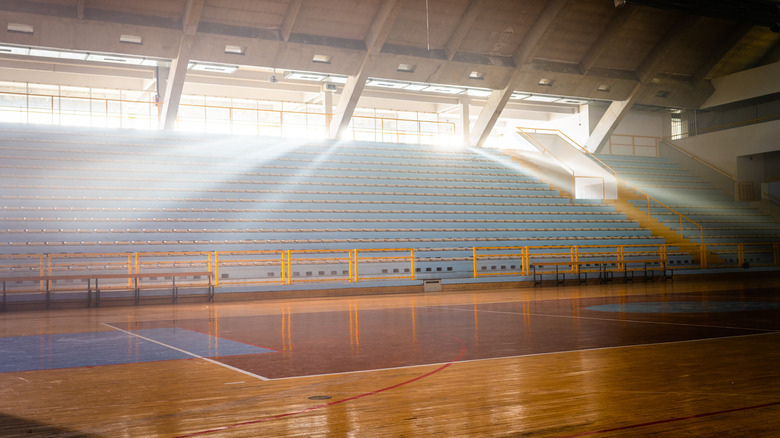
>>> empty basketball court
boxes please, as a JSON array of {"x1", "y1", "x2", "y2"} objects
[{"x1": 2, "y1": 274, "x2": 779, "y2": 437}]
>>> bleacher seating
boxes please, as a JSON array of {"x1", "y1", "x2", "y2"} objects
[
  {"x1": 0, "y1": 123, "x2": 667, "y2": 281},
  {"x1": 593, "y1": 153, "x2": 780, "y2": 266}
]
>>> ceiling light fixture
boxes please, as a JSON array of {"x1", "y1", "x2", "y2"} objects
[
  {"x1": 119, "y1": 34, "x2": 143, "y2": 45},
  {"x1": 312, "y1": 54, "x2": 331, "y2": 64},
  {"x1": 224, "y1": 45, "x2": 245, "y2": 55},
  {"x1": 7, "y1": 23, "x2": 34, "y2": 34}
]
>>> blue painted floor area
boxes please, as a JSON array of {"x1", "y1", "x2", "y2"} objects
[
  {"x1": 0, "y1": 328, "x2": 275, "y2": 373},
  {"x1": 586, "y1": 301, "x2": 780, "y2": 314}
]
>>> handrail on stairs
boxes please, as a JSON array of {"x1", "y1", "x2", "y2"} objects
[
  {"x1": 657, "y1": 138, "x2": 736, "y2": 182},
  {"x1": 517, "y1": 127, "x2": 704, "y2": 245},
  {"x1": 764, "y1": 192, "x2": 780, "y2": 205}
]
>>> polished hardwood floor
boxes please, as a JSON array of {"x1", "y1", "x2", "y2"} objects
[{"x1": 2, "y1": 274, "x2": 780, "y2": 437}]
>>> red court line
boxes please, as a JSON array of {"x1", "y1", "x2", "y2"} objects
[
  {"x1": 176, "y1": 337, "x2": 468, "y2": 437},
  {"x1": 559, "y1": 400, "x2": 780, "y2": 437}
]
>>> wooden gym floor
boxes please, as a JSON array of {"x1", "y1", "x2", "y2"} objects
[{"x1": 1, "y1": 274, "x2": 780, "y2": 437}]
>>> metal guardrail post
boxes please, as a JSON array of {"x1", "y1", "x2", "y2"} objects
[
  {"x1": 410, "y1": 248, "x2": 416, "y2": 280},
  {"x1": 472, "y1": 247, "x2": 477, "y2": 278}
]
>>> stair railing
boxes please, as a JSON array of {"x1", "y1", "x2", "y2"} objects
[{"x1": 657, "y1": 138, "x2": 736, "y2": 182}]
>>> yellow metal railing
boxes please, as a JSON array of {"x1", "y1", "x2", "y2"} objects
[
  {"x1": 658, "y1": 138, "x2": 736, "y2": 182},
  {"x1": 472, "y1": 243, "x2": 779, "y2": 277},
  {"x1": 608, "y1": 134, "x2": 658, "y2": 156},
  {"x1": 1, "y1": 243, "x2": 778, "y2": 297}
]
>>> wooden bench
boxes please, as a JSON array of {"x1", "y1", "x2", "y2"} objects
[{"x1": 1, "y1": 271, "x2": 213, "y2": 310}]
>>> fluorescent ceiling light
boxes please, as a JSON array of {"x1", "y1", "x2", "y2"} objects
[
  {"x1": 510, "y1": 92, "x2": 529, "y2": 100},
  {"x1": 0, "y1": 45, "x2": 30, "y2": 55},
  {"x1": 57, "y1": 51, "x2": 90, "y2": 61},
  {"x1": 323, "y1": 75, "x2": 348, "y2": 84},
  {"x1": 190, "y1": 63, "x2": 238, "y2": 74},
  {"x1": 285, "y1": 72, "x2": 327, "y2": 81},
  {"x1": 424, "y1": 85, "x2": 465, "y2": 94},
  {"x1": 86, "y1": 54, "x2": 144, "y2": 65},
  {"x1": 524, "y1": 95, "x2": 560, "y2": 102},
  {"x1": 403, "y1": 83, "x2": 428, "y2": 91},
  {"x1": 140, "y1": 59, "x2": 160, "y2": 67},
  {"x1": 466, "y1": 88, "x2": 492, "y2": 97},
  {"x1": 28, "y1": 48, "x2": 61, "y2": 58},
  {"x1": 366, "y1": 79, "x2": 408, "y2": 89},
  {"x1": 28, "y1": 48, "x2": 88, "y2": 60},
  {"x1": 559, "y1": 98, "x2": 588, "y2": 105},
  {"x1": 120, "y1": 34, "x2": 143, "y2": 45},
  {"x1": 7, "y1": 23, "x2": 34, "y2": 34}
]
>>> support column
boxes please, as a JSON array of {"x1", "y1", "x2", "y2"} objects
[
  {"x1": 159, "y1": 0, "x2": 204, "y2": 130},
  {"x1": 459, "y1": 98, "x2": 471, "y2": 147},
  {"x1": 469, "y1": 0, "x2": 569, "y2": 147},
  {"x1": 322, "y1": 88, "x2": 333, "y2": 137},
  {"x1": 584, "y1": 84, "x2": 643, "y2": 152},
  {"x1": 329, "y1": 0, "x2": 404, "y2": 139},
  {"x1": 585, "y1": 14, "x2": 699, "y2": 152}
]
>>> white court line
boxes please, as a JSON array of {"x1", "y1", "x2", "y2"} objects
[
  {"x1": 102, "y1": 323, "x2": 270, "y2": 381},
  {"x1": 426, "y1": 305, "x2": 780, "y2": 332},
  {"x1": 271, "y1": 331, "x2": 780, "y2": 381}
]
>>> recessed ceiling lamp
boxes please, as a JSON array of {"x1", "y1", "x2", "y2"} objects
[
  {"x1": 119, "y1": 34, "x2": 143, "y2": 45},
  {"x1": 397, "y1": 63, "x2": 416, "y2": 73},
  {"x1": 469, "y1": 71, "x2": 485, "y2": 80},
  {"x1": 7, "y1": 23, "x2": 34, "y2": 34},
  {"x1": 598, "y1": 84, "x2": 611, "y2": 92},
  {"x1": 312, "y1": 54, "x2": 331, "y2": 64},
  {"x1": 224, "y1": 45, "x2": 245, "y2": 55}
]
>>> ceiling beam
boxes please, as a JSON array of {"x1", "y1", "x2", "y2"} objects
[
  {"x1": 444, "y1": 0, "x2": 484, "y2": 61},
  {"x1": 692, "y1": 23, "x2": 753, "y2": 85},
  {"x1": 757, "y1": 36, "x2": 780, "y2": 67},
  {"x1": 636, "y1": 14, "x2": 701, "y2": 84},
  {"x1": 76, "y1": 0, "x2": 85, "y2": 20},
  {"x1": 579, "y1": 4, "x2": 636, "y2": 75},
  {"x1": 586, "y1": 14, "x2": 700, "y2": 152},
  {"x1": 280, "y1": 0, "x2": 303, "y2": 42},
  {"x1": 160, "y1": 0, "x2": 205, "y2": 130},
  {"x1": 470, "y1": 0, "x2": 569, "y2": 147},
  {"x1": 330, "y1": 0, "x2": 405, "y2": 139}
]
